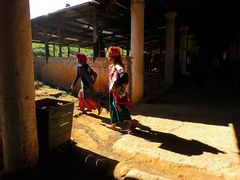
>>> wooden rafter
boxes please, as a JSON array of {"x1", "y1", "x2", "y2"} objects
[{"x1": 104, "y1": 0, "x2": 117, "y2": 12}]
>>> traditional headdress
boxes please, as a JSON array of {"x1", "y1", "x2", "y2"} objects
[
  {"x1": 107, "y1": 46, "x2": 124, "y2": 68},
  {"x1": 75, "y1": 52, "x2": 87, "y2": 64},
  {"x1": 107, "y1": 46, "x2": 122, "y2": 58}
]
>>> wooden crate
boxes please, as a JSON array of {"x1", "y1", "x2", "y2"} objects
[{"x1": 35, "y1": 98, "x2": 74, "y2": 156}]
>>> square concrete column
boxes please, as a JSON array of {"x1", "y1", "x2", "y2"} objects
[
  {"x1": 164, "y1": 11, "x2": 177, "y2": 84},
  {"x1": 187, "y1": 35, "x2": 195, "y2": 53},
  {"x1": 188, "y1": 35, "x2": 199, "y2": 56},
  {"x1": 179, "y1": 26, "x2": 189, "y2": 75},
  {"x1": 130, "y1": 0, "x2": 145, "y2": 104},
  {"x1": 0, "y1": 0, "x2": 39, "y2": 174}
]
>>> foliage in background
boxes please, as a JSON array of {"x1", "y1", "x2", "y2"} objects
[
  {"x1": 32, "y1": 43, "x2": 45, "y2": 57},
  {"x1": 32, "y1": 43, "x2": 93, "y2": 57},
  {"x1": 32, "y1": 43, "x2": 129, "y2": 58}
]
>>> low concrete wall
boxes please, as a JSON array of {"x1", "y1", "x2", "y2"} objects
[{"x1": 34, "y1": 56, "x2": 131, "y2": 94}]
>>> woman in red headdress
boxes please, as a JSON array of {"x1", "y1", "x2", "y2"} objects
[
  {"x1": 71, "y1": 52, "x2": 102, "y2": 115},
  {"x1": 106, "y1": 46, "x2": 136, "y2": 132}
]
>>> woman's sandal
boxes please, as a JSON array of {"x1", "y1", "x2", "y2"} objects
[
  {"x1": 73, "y1": 113, "x2": 81, "y2": 118},
  {"x1": 97, "y1": 106, "x2": 103, "y2": 116},
  {"x1": 105, "y1": 124, "x2": 117, "y2": 131},
  {"x1": 127, "y1": 121, "x2": 136, "y2": 134}
]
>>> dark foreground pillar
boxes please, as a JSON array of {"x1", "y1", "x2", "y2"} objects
[{"x1": 0, "y1": 0, "x2": 39, "y2": 174}]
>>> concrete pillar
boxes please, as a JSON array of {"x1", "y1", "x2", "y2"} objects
[
  {"x1": 164, "y1": 11, "x2": 177, "y2": 83},
  {"x1": 187, "y1": 35, "x2": 194, "y2": 53},
  {"x1": 0, "y1": 0, "x2": 39, "y2": 174},
  {"x1": 233, "y1": 42, "x2": 238, "y2": 60},
  {"x1": 186, "y1": 35, "x2": 194, "y2": 71},
  {"x1": 130, "y1": 0, "x2": 145, "y2": 104},
  {"x1": 189, "y1": 36, "x2": 199, "y2": 54},
  {"x1": 179, "y1": 26, "x2": 189, "y2": 75}
]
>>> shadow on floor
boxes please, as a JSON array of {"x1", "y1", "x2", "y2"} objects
[
  {"x1": 133, "y1": 129, "x2": 225, "y2": 156},
  {"x1": 135, "y1": 66, "x2": 240, "y2": 151},
  {"x1": 127, "y1": 120, "x2": 225, "y2": 156},
  {"x1": 0, "y1": 142, "x2": 118, "y2": 180},
  {"x1": 87, "y1": 113, "x2": 111, "y2": 125}
]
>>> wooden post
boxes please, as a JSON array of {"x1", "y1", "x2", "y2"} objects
[
  {"x1": 68, "y1": 46, "x2": 70, "y2": 57},
  {"x1": 93, "y1": 7, "x2": 99, "y2": 61},
  {"x1": 45, "y1": 42, "x2": 49, "y2": 63}
]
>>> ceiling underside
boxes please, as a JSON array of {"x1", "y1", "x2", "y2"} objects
[{"x1": 31, "y1": 0, "x2": 240, "y2": 55}]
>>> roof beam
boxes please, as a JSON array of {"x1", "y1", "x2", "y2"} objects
[{"x1": 104, "y1": 0, "x2": 117, "y2": 12}]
